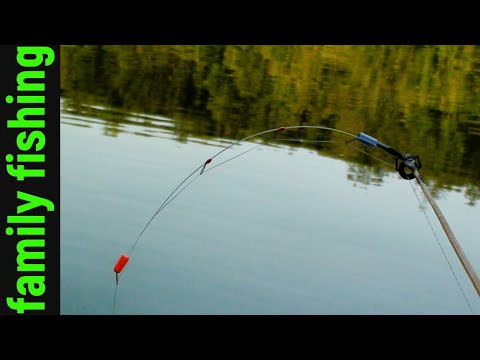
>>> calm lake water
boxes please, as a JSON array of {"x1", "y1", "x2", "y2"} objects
[{"x1": 60, "y1": 45, "x2": 480, "y2": 314}]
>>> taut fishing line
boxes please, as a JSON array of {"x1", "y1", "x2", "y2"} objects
[
  {"x1": 405, "y1": 178, "x2": 474, "y2": 313},
  {"x1": 112, "y1": 126, "x2": 478, "y2": 314},
  {"x1": 112, "y1": 126, "x2": 357, "y2": 314}
]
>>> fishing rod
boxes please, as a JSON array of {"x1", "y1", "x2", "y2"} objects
[{"x1": 112, "y1": 126, "x2": 480, "y2": 313}]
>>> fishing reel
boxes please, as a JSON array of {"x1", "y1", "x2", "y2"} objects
[
  {"x1": 395, "y1": 154, "x2": 421, "y2": 180},
  {"x1": 355, "y1": 133, "x2": 422, "y2": 181}
]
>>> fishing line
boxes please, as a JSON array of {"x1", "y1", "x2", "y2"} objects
[
  {"x1": 204, "y1": 143, "x2": 265, "y2": 173},
  {"x1": 113, "y1": 142, "x2": 272, "y2": 312},
  {"x1": 147, "y1": 143, "x2": 268, "y2": 227},
  {"x1": 112, "y1": 171, "x2": 202, "y2": 314},
  {"x1": 275, "y1": 139, "x2": 343, "y2": 145},
  {"x1": 126, "y1": 163, "x2": 204, "y2": 256},
  {"x1": 124, "y1": 126, "x2": 357, "y2": 258},
  {"x1": 208, "y1": 126, "x2": 356, "y2": 163},
  {"x1": 113, "y1": 281, "x2": 119, "y2": 315},
  {"x1": 277, "y1": 138, "x2": 395, "y2": 169},
  {"x1": 112, "y1": 130, "x2": 386, "y2": 303},
  {"x1": 406, "y1": 178, "x2": 474, "y2": 314},
  {"x1": 131, "y1": 143, "x2": 274, "y2": 259},
  {"x1": 118, "y1": 172, "x2": 202, "y2": 278},
  {"x1": 112, "y1": 126, "x2": 358, "y2": 313},
  {"x1": 346, "y1": 144, "x2": 395, "y2": 169},
  {"x1": 173, "y1": 140, "x2": 339, "y2": 213}
]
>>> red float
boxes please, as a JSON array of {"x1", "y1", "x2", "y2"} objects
[{"x1": 114, "y1": 254, "x2": 130, "y2": 274}]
